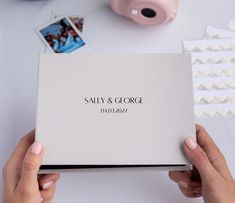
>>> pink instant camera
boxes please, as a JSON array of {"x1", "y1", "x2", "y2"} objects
[{"x1": 109, "y1": 0, "x2": 180, "y2": 26}]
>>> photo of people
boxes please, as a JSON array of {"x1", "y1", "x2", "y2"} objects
[
  {"x1": 39, "y1": 17, "x2": 85, "y2": 53},
  {"x1": 69, "y1": 16, "x2": 84, "y2": 32}
]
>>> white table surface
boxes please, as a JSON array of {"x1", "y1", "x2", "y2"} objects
[{"x1": 1, "y1": 0, "x2": 235, "y2": 202}]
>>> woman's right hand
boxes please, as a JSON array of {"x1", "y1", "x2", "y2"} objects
[
  {"x1": 169, "y1": 125, "x2": 235, "y2": 203},
  {"x1": 2, "y1": 130, "x2": 60, "y2": 203}
]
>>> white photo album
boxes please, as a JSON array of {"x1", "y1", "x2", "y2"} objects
[{"x1": 36, "y1": 53, "x2": 196, "y2": 172}]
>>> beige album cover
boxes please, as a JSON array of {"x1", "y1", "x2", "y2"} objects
[{"x1": 36, "y1": 53, "x2": 195, "y2": 172}]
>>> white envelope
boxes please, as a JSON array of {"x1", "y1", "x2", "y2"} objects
[{"x1": 36, "y1": 53, "x2": 195, "y2": 172}]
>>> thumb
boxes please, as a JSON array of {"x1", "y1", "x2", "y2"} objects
[
  {"x1": 18, "y1": 141, "x2": 44, "y2": 190},
  {"x1": 184, "y1": 137, "x2": 218, "y2": 182}
]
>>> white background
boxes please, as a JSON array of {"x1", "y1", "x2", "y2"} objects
[{"x1": 1, "y1": 0, "x2": 235, "y2": 202}]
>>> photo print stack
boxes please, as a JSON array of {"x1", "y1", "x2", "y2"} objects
[{"x1": 36, "y1": 11, "x2": 92, "y2": 53}]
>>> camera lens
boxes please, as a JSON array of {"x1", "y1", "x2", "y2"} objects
[{"x1": 141, "y1": 8, "x2": 156, "y2": 18}]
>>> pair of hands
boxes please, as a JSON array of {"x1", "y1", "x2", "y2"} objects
[{"x1": 2, "y1": 126, "x2": 235, "y2": 203}]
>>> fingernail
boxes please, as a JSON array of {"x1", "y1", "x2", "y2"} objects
[
  {"x1": 193, "y1": 193, "x2": 202, "y2": 197},
  {"x1": 193, "y1": 187, "x2": 202, "y2": 193},
  {"x1": 185, "y1": 137, "x2": 198, "y2": 150},
  {"x1": 41, "y1": 197, "x2": 44, "y2": 202},
  {"x1": 178, "y1": 181, "x2": 188, "y2": 189},
  {"x1": 31, "y1": 141, "x2": 43, "y2": 155},
  {"x1": 42, "y1": 181, "x2": 53, "y2": 190}
]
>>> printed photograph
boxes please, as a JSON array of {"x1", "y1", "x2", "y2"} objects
[
  {"x1": 69, "y1": 16, "x2": 84, "y2": 32},
  {"x1": 53, "y1": 12, "x2": 84, "y2": 33},
  {"x1": 39, "y1": 17, "x2": 85, "y2": 53}
]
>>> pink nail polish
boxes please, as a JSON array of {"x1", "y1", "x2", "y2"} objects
[
  {"x1": 31, "y1": 141, "x2": 43, "y2": 155},
  {"x1": 185, "y1": 137, "x2": 198, "y2": 150},
  {"x1": 193, "y1": 193, "x2": 202, "y2": 197},
  {"x1": 178, "y1": 181, "x2": 188, "y2": 189},
  {"x1": 193, "y1": 187, "x2": 202, "y2": 193},
  {"x1": 42, "y1": 181, "x2": 53, "y2": 190}
]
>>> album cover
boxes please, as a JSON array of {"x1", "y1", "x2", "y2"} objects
[{"x1": 36, "y1": 53, "x2": 195, "y2": 172}]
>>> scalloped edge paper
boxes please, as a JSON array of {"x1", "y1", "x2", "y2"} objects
[
  {"x1": 183, "y1": 39, "x2": 235, "y2": 52},
  {"x1": 228, "y1": 20, "x2": 235, "y2": 31},
  {"x1": 194, "y1": 90, "x2": 235, "y2": 104},
  {"x1": 191, "y1": 51, "x2": 235, "y2": 64},
  {"x1": 195, "y1": 103, "x2": 235, "y2": 117},
  {"x1": 194, "y1": 96, "x2": 235, "y2": 104},
  {"x1": 192, "y1": 63, "x2": 235, "y2": 77},
  {"x1": 193, "y1": 76, "x2": 235, "y2": 90},
  {"x1": 205, "y1": 26, "x2": 235, "y2": 39}
]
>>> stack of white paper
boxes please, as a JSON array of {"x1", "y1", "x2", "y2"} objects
[{"x1": 183, "y1": 20, "x2": 235, "y2": 117}]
